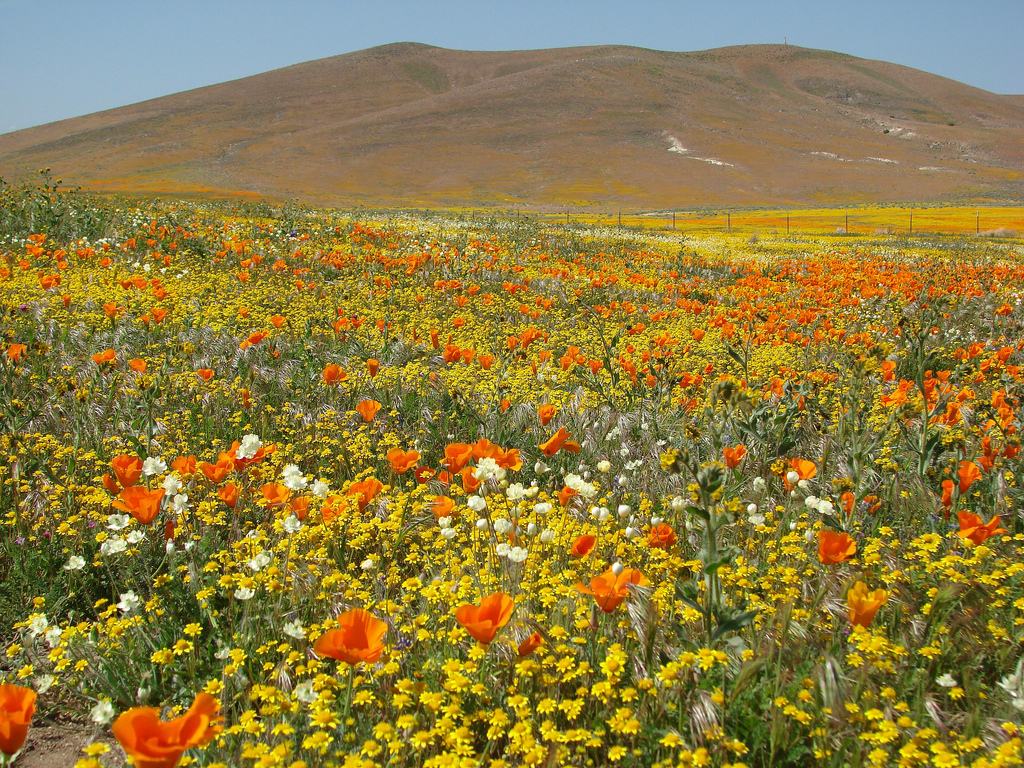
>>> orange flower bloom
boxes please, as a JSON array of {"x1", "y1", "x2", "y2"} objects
[
  {"x1": 102, "y1": 473, "x2": 121, "y2": 496},
  {"x1": 322, "y1": 363, "x2": 346, "y2": 385},
  {"x1": 260, "y1": 483, "x2": 292, "y2": 508},
  {"x1": 576, "y1": 568, "x2": 648, "y2": 613},
  {"x1": 313, "y1": 609, "x2": 388, "y2": 665},
  {"x1": 218, "y1": 483, "x2": 239, "y2": 509},
  {"x1": 129, "y1": 359, "x2": 147, "y2": 374},
  {"x1": 112, "y1": 486, "x2": 165, "y2": 525},
  {"x1": 195, "y1": 368, "x2": 214, "y2": 381},
  {"x1": 957, "y1": 509, "x2": 1007, "y2": 546},
  {"x1": 430, "y1": 495, "x2": 456, "y2": 521},
  {"x1": 321, "y1": 494, "x2": 348, "y2": 523},
  {"x1": 570, "y1": 534, "x2": 596, "y2": 557},
  {"x1": 539, "y1": 427, "x2": 582, "y2": 458},
  {"x1": 199, "y1": 458, "x2": 233, "y2": 484},
  {"x1": 367, "y1": 359, "x2": 380, "y2": 378},
  {"x1": 941, "y1": 479, "x2": 955, "y2": 508},
  {"x1": 112, "y1": 691, "x2": 223, "y2": 768},
  {"x1": 958, "y1": 461, "x2": 982, "y2": 493},
  {"x1": 817, "y1": 530, "x2": 856, "y2": 565},
  {"x1": 0, "y1": 683, "x2": 36, "y2": 757},
  {"x1": 111, "y1": 455, "x2": 144, "y2": 489},
  {"x1": 460, "y1": 467, "x2": 481, "y2": 494},
  {"x1": 722, "y1": 444, "x2": 747, "y2": 469},
  {"x1": 289, "y1": 496, "x2": 310, "y2": 521},
  {"x1": 454, "y1": 592, "x2": 515, "y2": 645},
  {"x1": 847, "y1": 581, "x2": 888, "y2": 627},
  {"x1": 443, "y1": 443, "x2": 474, "y2": 473},
  {"x1": 347, "y1": 477, "x2": 383, "y2": 513},
  {"x1": 91, "y1": 349, "x2": 116, "y2": 366},
  {"x1": 270, "y1": 314, "x2": 286, "y2": 328},
  {"x1": 500, "y1": 397, "x2": 511, "y2": 413},
  {"x1": 517, "y1": 632, "x2": 544, "y2": 657},
  {"x1": 6, "y1": 344, "x2": 26, "y2": 363},
  {"x1": 356, "y1": 400, "x2": 381, "y2": 422},
  {"x1": 538, "y1": 404, "x2": 556, "y2": 425},
  {"x1": 386, "y1": 448, "x2": 420, "y2": 475},
  {"x1": 558, "y1": 486, "x2": 578, "y2": 507},
  {"x1": 786, "y1": 458, "x2": 817, "y2": 491},
  {"x1": 648, "y1": 523, "x2": 678, "y2": 549}
]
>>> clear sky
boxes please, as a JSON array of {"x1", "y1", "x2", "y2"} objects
[{"x1": 2, "y1": 0, "x2": 1022, "y2": 134}]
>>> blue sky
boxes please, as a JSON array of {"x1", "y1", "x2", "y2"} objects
[{"x1": 2, "y1": 0, "x2": 1022, "y2": 133}]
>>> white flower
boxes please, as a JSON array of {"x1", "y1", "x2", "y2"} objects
[
  {"x1": 936, "y1": 673, "x2": 957, "y2": 688},
  {"x1": 817, "y1": 499, "x2": 835, "y2": 516},
  {"x1": 27, "y1": 614, "x2": 48, "y2": 638},
  {"x1": 617, "y1": 504, "x2": 632, "y2": 517},
  {"x1": 165, "y1": 540, "x2": 175, "y2": 555},
  {"x1": 746, "y1": 503, "x2": 758, "y2": 515},
  {"x1": 563, "y1": 473, "x2": 597, "y2": 499},
  {"x1": 214, "y1": 646, "x2": 232, "y2": 660},
  {"x1": 611, "y1": 562, "x2": 624, "y2": 576},
  {"x1": 281, "y1": 464, "x2": 307, "y2": 491},
  {"x1": 234, "y1": 587, "x2": 255, "y2": 600},
  {"x1": 786, "y1": 471, "x2": 800, "y2": 485},
  {"x1": 248, "y1": 551, "x2": 272, "y2": 571},
  {"x1": 493, "y1": 518, "x2": 514, "y2": 535},
  {"x1": 283, "y1": 620, "x2": 305, "y2": 640},
  {"x1": 508, "y1": 546, "x2": 529, "y2": 563},
  {"x1": 91, "y1": 700, "x2": 115, "y2": 725},
  {"x1": 282, "y1": 515, "x2": 303, "y2": 534},
  {"x1": 651, "y1": 516, "x2": 663, "y2": 526},
  {"x1": 671, "y1": 496, "x2": 686, "y2": 513},
  {"x1": 752, "y1": 477, "x2": 767, "y2": 494},
  {"x1": 438, "y1": 516, "x2": 452, "y2": 529},
  {"x1": 596, "y1": 460, "x2": 611, "y2": 472},
  {"x1": 804, "y1": 495, "x2": 819, "y2": 510},
  {"x1": 161, "y1": 473, "x2": 182, "y2": 495},
  {"x1": 294, "y1": 680, "x2": 318, "y2": 704},
  {"x1": 534, "y1": 461, "x2": 549, "y2": 474},
  {"x1": 126, "y1": 530, "x2": 145, "y2": 545},
  {"x1": 748, "y1": 513, "x2": 766, "y2": 526},
  {"x1": 475, "y1": 518, "x2": 488, "y2": 530},
  {"x1": 100, "y1": 537, "x2": 126, "y2": 556},
  {"x1": 526, "y1": 522, "x2": 539, "y2": 536},
  {"x1": 505, "y1": 483, "x2": 527, "y2": 501},
  {"x1": 34, "y1": 675, "x2": 56, "y2": 694},
  {"x1": 624, "y1": 527, "x2": 640, "y2": 540},
  {"x1": 170, "y1": 493, "x2": 189, "y2": 513},
  {"x1": 797, "y1": 479, "x2": 810, "y2": 490},
  {"x1": 117, "y1": 590, "x2": 140, "y2": 614},
  {"x1": 539, "y1": 529, "x2": 556, "y2": 543},
  {"x1": 467, "y1": 495, "x2": 486, "y2": 512},
  {"x1": 495, "y1": 543, "x2": 511, "y2": 557},
  {"x1": 142, "y1": 457, "x2": 167, "y2": 476},
  {"x1": 106, "y1": 514, "x2": 130, "y2": 531},
  {"x1": 441, "y1": 528, "x2": 457, "y2": 540},
  {"x1": 311, "y1": 479, "x2": 330, "y2": 498},
  {"x1": 360, "y1": 558, "x2": 375, "y2": 570},
  {"x1": 591, "y1": 506, "x2": 610, "y2": 522},
  {"x1": 474, "y1": 457, "x2": 506, "y2": 482},
  {"x1": 45, "y1": 627, "x2": 62, "y2": 647},
  {"x1": 235, "y1": 434, "x2": 262, "y2": 460},
  {"x1": 533, "y1": 502, "x2": 552, "y2": 515},
  {"x1": 64, "y1": 555, "x2": 86, "y2": 570}
]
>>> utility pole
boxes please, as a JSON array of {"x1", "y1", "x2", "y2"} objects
[
  {"x1": 977, "y1": 210, "x2": 980, "y2": 235},
  {"x1": 845, "y1": 212, "x2": 849, "y2": 233},
  {"x1": 672, "y1": 212, "x2": 676, "y2": 230},
  {"x1": 909, "y1": 208, "x2": 913, "y2": 235},
  {"x1": 787, "y1": 212, "x2": 790, "y2": 234},
  {"x1": 618, "y1": 208, "x2": 621, "y2": 226},
  {"x1": 727, "y1": 212, "x2": 731, "y2": 232}
]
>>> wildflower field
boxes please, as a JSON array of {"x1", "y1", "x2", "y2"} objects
[{"x1": 3, "y1": 179, "x2": 1024, "y2": 768}]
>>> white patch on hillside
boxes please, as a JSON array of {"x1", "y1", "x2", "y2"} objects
[
  {"x1": 665, "y1": 134, "x2": 689, "y2": 154},
  {"x1": 868, "y1": 157, "x2": 899, "y2": 164}
]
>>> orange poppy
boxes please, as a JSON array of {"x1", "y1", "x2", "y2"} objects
[
  {"x1": 112, "y1": 487, "x2": 165, "y2": 525},
  {"x1": 386, "y1": 448, "x2": 420, "y2": 475},
  {"x1": 322, "y1": 363, "x2": 346, "y2": 385},
  {"x1": 228, "y1": 440, "x2": 273, "y2": 470},
  {"x1": 454, "y1": 592, "x2": 515, "y2": 645},
  {"x1": 722, "y1": 445, "x2": 748, "y2": 469},
  {"x1": 443, "y1": 443, "x2": 474, "y2": 473},
  {"x1": 817, "y1": 530, "x2": 856, "y2": 565},
  {"x1": 430, "y1": 495, "x2": 456, "y2": 521},
  {"x1": 111, "y1": 455, "x2": 144, "y2": 489},
  {"x1": 314, "y1": 609, "x2": 388, "y2": 665},
  {"x1": 112, "y1": 691, "x2": 223, "y2": 768},
  {"x1": 956, "y1": 509, "x2": 1007, "y2": 546},
  {"x1": 289, "y1": 496, "x2": 311, "y2": 521},
  {"x1": 260, "y1": 483, "x2": 292, "y2": 508},
  {"x1": 517, "y1": 632, "x2": 544, "y2": 657},
  {"x1": 195, "y1": 369, "x2": 214, "y2": 381},
  {"x1": 576, "y1": 568, "x2": 648, "y2": 613},
  {"x1": 570, "y1": 534, "x2": 596, "y2": 557},
  {"x1": 846, "y1": 581, "x2": 888, "y2": 628},
  {"x1": 347, "y1": 477, "x2": 383, "y2": 513},
  {"x1": 538, "y1": 404, "x2": 556, "y2": 426},
  {"x1": 784, "y1": 458, "x2": 817, "y2": 491},
  {"x1": 559, "y1": 486, "x2": 578, "y2": 507},
  {"x1": 270, "y1": 314, "x2": 286, "y2": 328},
  {"x1": 460, "y1": 467, "x2": 482, "y2": 494},
  {"x1": 539, "y1": 427, "x2": 582, "y2": 458},
  {"x1": 958, "y1": 461, "x2": 982, "y2": 493},
  {"x1": 356, "y1": 400, "x2": 381, "y2": 422},
  {"x1": 500, "y1": 397, "x2": 511, "y2": 413},
  {"x1": 218, "y1": 483, "x2": 239, "y2": 509},
  {"x1": 6, "y1": 344, "x2": 27, "y2": 363},
  {"x1": 129, "y1": 359, "x2": 147, "y2": 374},
  {"x1": 321, "y1": 494, "x2": 348, "y2": 523},
  {"x1": 102, "y1": 473, "x2": 121, "y2": 496},
  {"x1": 648, "y1": 523, "x2": 678, "y2": 549},
  {"x1": 91, "y1": 349, "x2": 116, "y2": 366},
  {"x1": 199, "y1": 458, "x2": 233, "y2": 484},
  {"x1": 0, "y1": 683, "x2": 36, "y2": 757},
  {"x1": 367, "y1": 359, "x2": 380, "y2": 378}
]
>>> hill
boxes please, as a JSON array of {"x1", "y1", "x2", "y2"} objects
[{"x1": 2, "y1": 42, "x2": 1023, "y2": 208}]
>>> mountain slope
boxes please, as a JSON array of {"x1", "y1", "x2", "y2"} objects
[{"x1": 2, "y1": 42, "x2": 1023, "y2": 207}]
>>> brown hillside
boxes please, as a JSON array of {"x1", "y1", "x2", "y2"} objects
[{"x1": 2, "y1": 42, "x2": 1023, "y2": 208}]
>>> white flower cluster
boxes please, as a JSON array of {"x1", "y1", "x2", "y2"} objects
[{"x1": 235, "y1": 434, "x2": 262, "y2": 460}]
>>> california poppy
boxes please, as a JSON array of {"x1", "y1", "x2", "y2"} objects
[
  {"x1": 112, "y1": 691, "x2": 222, "y2": 768},
  {"x1": 817, "y1": 530, "x2": 856, "y2": 565},
  {"x1": 313, "y1": 609, "x2": 387, "y2": 665},
  {"x1": 648, "y1": 523, "x2": 678, "y2": 549},
  {"x1": 347, "y1": 477, "x2": 383, "y2": 513},
  {"x1": 386, "y1": 448, "x2": 420, "y2": 475},
  {"x1": 6, "y1": 344, "x2": 26, "y2": 363},
  {"x1": 785, "y1": 458, "x2": 817, "y2": 491},
  {"x1": 367, "y1": 359, "x2": 380, "y2": 378},
  {"x1": 430, "y1": 496, "x2": 456, "y2": 521},
  {"x1": 112, "y1": 487, "x2": 165, "y2": 525},
  {"x1": 538, "y1": 404, "x2": 556, "y2": 426},
  {"x1": 576, "y1": 568, "x2": 648, "y2": 613},
  {"x1": 260, "y1": 483, "x2": 292, "y2": 508},
  {"x1": 958, "y1": 461, "x2": 982, "y2": 493},
  {"x1": 722, "y1": 445, "x2": 747, "y2": 469},
  {"x1": 570, "y1": 534, "x2": 596, "y2": 557},
  {"x1": 111, "y1": 455, "x2": 144, "y2": 489},
  {"x1": 0, "y1": 683, "x2": 36, "y2": 757},
  {"x1": 322, "y1": 363, "x2": 346, "y2": 385},
  {"x1": 454, "y1": 592, "x2": 515, "y2": 645},
  {"x1": 846, "y1": 581, "x2": 887, "y2": 627},
  {"x1": 517, "y1": 632, "x2": 544, "y2": 657},
  {"x1": 559, "y1": 486, "x2": 578, "y2": 507},
  {"x1": 957, "y1": 509, "x2": 1007, "y2": 546},
  {"x1": 539, "y1": 427, "x2": 582, "y2": 458},
  {"x1": 199, "y1": 458, "x2": 233, "y2": 484},
  {"x1": 443, "y1": 443, "x2": 474, "y2": 473},
  {"x1": 356, "y1": 400, "x2": 381, "y2": 422},
  {"x1": 195, "y1": 368, "x2": 214, "y2": 381},
  {"x1": 218, "y1": 483, "x2": 239, "y2": 509},
  {"x1": 171, "y1": 456, "x2": 196, "y2": 476}
]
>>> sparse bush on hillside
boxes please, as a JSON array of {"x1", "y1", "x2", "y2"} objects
[{"x1": 979, "y1": 227, "x2": 1018, "y2": 238}]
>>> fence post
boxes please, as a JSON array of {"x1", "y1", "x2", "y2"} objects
[
  {"x1": 727, "y1": 212, "x2": 731, "y2": 232},
  {"x1": 910, "y1": 209, "x2": 913, "y2": 235},
  {"x1": 787, "y1": 212, "x2": 790, "y2": 234},
  {"x1": 977, "y1": 210, "x2": 980, "y2": 235}
]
